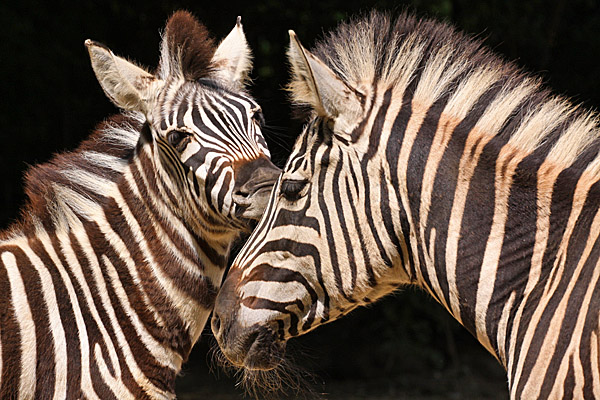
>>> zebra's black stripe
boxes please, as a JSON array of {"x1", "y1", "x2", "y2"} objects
[
  {"x1": 1, "y1": 11, "x2": 279, "y2": 399},
  {"x1": 213, "y1": 11, "x2": 600, "y2": 399}
]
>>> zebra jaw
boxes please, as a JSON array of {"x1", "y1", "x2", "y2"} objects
[{"x1": 212, "y1": 267, "x2": 286, "y2": 371}]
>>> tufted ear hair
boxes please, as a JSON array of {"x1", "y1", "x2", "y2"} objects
[
  {"x1": 210, "y1": 17, "x2": 253, "y2": 88},
  {"x1": 287, "y1": 30, "x2": 363, "y2": 127},
  {"x1": 158, "y1": 10, "x2": 217, "y2": 81},
  {"x1": 86, "y1": 40, "x2": 158, "y2": 113}
]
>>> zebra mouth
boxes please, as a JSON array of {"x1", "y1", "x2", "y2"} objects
[
  {"x1": 242, "y1": 326, "x2": 286, "y2": 371},
  {"x1": 212, "y1": 267, "x2": 286, "y2": 371},
  {"x1": 233, "y1": 185, "x2": 274, "y2": 221},
  {"x1": 220, "y1": 323, "x2": 286, "y2": 371}
]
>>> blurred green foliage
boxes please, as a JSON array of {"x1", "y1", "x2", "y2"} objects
[{"x1": 1, "y1": 0, "x2": 599, "y2": 397}]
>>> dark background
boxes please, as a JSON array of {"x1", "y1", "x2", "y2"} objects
[{"x1": 2, "y1": 0, "x2": 599, "y2": 398}]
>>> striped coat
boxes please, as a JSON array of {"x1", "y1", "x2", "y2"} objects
[
  {"x1": 0, "y1": 11, "x2": 279, "y2": 399},
  {"x1": 213, "y1": 11, "x2": 600, "y2": 399}
]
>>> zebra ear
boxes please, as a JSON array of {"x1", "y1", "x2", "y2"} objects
[
  {"x1": 211, "y1": 17, "x2": 253, "y2": 87},
  {"x1": 86, "y1": 40, "x2": 158, "y2": 113},
  {"x1": 287, "y1": 30, "x2": 362, "y2": 124}
]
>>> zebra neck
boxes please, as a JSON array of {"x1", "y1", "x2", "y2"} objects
[
  {"x1": 1, "y1": 113, "x2": 233, "y2": 396},
  {"x1": 103, "y1": 140, "x2": 230, "y2": 358},
  {"x1": 395, "y1": 103, "x2": 560, "y2": 368}
]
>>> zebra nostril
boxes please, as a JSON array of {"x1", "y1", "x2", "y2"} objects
[
  {"x1": 234, "y1": 189, "x2": 250, "y2": 199},
  {"x1": 212, "y1": 313, "x2": 222, "y2": 337},
  {"x1": 244, "y1": 329, "x2": 260, "y2": 350}
]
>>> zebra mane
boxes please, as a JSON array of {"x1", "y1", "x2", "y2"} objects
[
  {"x1": 4, "y1": 113, "x2": 143, "y2": 237},
  {"x1": 308, "y1": 11, "x2": 600, "y2": 172}
]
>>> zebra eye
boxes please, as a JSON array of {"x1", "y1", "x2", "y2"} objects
[
  {"x1": 280, "y1": 179, "x2": 309, "y2": 202},
  {"x1": 167, "y1": 130, "x2": 191, "y2": 152},
  {"x1": 252, "y1": 111, "x2": 265, "y2": 127}
]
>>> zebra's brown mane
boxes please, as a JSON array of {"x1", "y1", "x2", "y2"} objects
[
  {"x1": 2, "y1": 113, "x2": 142, "y2": 238},
  {"x1": 306, "y1": 11, "x2": 600, "y2": 172}
]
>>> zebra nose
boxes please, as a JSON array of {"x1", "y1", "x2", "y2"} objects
[
  {"x1": 233, "y1": 157, "x2": 280, "y2": 220},
  {"x1": 234, "y1": 158, "x2": 280, "y2": 199},
  {"x1": 212, "y1": 266, "x2": 241, "y2": 347}
]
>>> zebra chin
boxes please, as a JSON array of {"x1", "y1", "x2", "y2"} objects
[{"x1": 214, "y1": 319, "x2": 287, "y2": 371}]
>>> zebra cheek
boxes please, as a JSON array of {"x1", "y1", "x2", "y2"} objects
[
  {"x1": 189, "y1": 164, "x2": 209, "y2": 197},
  {"x1": 193, "y1": 164, "x2": 209, "y2": 184}
]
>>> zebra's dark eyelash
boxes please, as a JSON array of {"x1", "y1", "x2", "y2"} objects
[
  {"x1": 280, "y1": 179, "x2": 309, "y2": 202},
  {"x1": 253, "y1": 112, "x2": 265, "y2": 127},
  {"x1": 167, "y1": 130, "x2": 192, "y2": 152}
]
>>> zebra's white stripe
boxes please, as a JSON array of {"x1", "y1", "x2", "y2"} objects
[
  {"x1": 445, "y1": 81, "x2": 534, "y2": 326},
  {"x1": 496, "y1": 290, "x2": 516, "y2": 366},
  {"x1": 513, "y1": 157, "x2": 600, "y2": 398},
  {"x1": 132, "y1": 154, "x2": 228, "y2": 286},
  {"x1": 103, "y1": 246, "x2": 182, "y2": 370},
  {"x1": 506, "y1": 162, "x2": 561, "y2": 384},
  {"x1": 77, "y1": 219, "x2": 127, "y2": 379},
  {"x1": 395, "y1": 101, "x2": 447, "y2": 301},
  {"x1": 13, "y1": 236, "x2": 68, "y2": 400},
  {"x1": 210, "y1": 165, "x2": 234, "y2": 216},
  {"x1": 210, "y1": 92, "x2": 257, "y2": 154},
  {"x1": 130, "y1": 156, "x2": 211, "y2": 276},
  {"x1": 101, "y1": 256, "x2": 171, "y2": 398},
  {"x1": 475, "y1": 97, "x2": 566, "y2": 353},
  {"x1": 74, "y1": 220, "x2": 138, "y2": 396},
  {"x1": 526, "y1": 196, "x2": 600, "y2": 398},
  {"x1": 82, "y1": 151, "x2": 128, "y2": 172},
  {"x1": 2, "y1": 251, "x2": 37, "y2": 399},
  {"x1": 417, "y1": 68, "x2": 499, "y2": 312},
  {"x1": 111, "y1": 175, "x2": 207, "y2": 339},
  {"x1": 56, "y1": 228, "x2": 121, "y2": 379},
  {"x1": 34, "y1": 227, "x2": 100, "y2": 400},
  {"x1": 475, "y1": 150, "x2": 522, "y2": 354},
  {"x1": 94, "y1": 343, "x2": 134, "y2": 400},
  {"x1": 591, "y1": 331, "x2": 600, "y2": 398},
  {"x1": 95, "y1": 183, "x2": 166, "y2": 328}
]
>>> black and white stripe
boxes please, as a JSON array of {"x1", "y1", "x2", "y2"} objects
[
  {"x1": 0, "y1": 11, "x2": 279, "y2": 399},
  {"x1": 213, "y1": 11, "x2": 600, "y2": 398}
]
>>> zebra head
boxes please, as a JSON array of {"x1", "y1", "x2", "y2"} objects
[
  {"x1": 212, "y1": 28, "x2": 409, "y2": 371},
  {"x1": 86, "y1": 11, "x2": 280, "y2": 233}
]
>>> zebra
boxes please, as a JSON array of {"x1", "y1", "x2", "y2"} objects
[
  {"x1": 212, "y1": 11, "x2": 600, "y2": 399},
  {"x1": 0, "y1": 10, "x2": 280, "y2": 400}
]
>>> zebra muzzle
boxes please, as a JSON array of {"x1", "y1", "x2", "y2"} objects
[
  {"x1": 212, "y1": 266, "x2": 286, "y2": 370},
  {"x1": 232, "y1": 157, "x2": 281, "y2": 221},
  {"x1": 213, "y1": 310, "x2": 286, "y2": 370}
]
